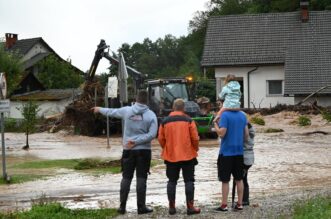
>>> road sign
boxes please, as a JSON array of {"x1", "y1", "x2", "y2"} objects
[
  {"x1": 0, "y1": 99, "x2": 10, "y2": 113},
  {"x1": 0, "y1": 73, "x2": 7, "y2": 99},
  {"x1": 108, "y1": 76, "x2": 118, "y2": 98}
]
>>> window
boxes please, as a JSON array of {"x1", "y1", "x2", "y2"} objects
[{"x1": 267, "y1": 80, "x2": 283, "y2": 95}]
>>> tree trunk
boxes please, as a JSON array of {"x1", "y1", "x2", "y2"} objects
[{"x1": 22, "y1": 130, "x2": 29, "y2": 150}]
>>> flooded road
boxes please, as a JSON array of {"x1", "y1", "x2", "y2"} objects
[{"x1": 0, "y1": 113, "x2": 331, "y2": 213}]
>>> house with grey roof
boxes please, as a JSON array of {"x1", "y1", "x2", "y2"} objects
[
  {"x1": 4, "y1": 33, "x2": 82, "y2": 76},
  {"x1": 2, "y1": 33, "x2": 83, "y2": 118},
  {"x1": 201, "y1": 1, "x2": 331, "y2": 108}
]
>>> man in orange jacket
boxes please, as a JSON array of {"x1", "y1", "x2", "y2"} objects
[{"x1": 158, "y1": 98, "x2": 200, "y2": 215}]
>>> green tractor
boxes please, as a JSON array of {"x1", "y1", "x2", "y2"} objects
[{"x1": 147, "y1": 78, "x2": 216, "y2": 137}]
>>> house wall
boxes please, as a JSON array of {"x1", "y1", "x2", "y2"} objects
[
  {"x1": 21, "y1": 42, "x2": 49, "y2": 62},
  {"x1": 294, "y1": 97, "x2": 331, "y2": 107},
  {"x1": 9, "y1": 98, "x2": 72, "y2": 119},
  {"x1": 215, "y1": 65, "x2": 295, "y2": 108}
]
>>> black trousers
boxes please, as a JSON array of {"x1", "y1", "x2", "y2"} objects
[
  {"x1": 120, "y1": 149, "x2": 151, "y2": 209},
  {"x1": 121, "y1": 149, "x2": 151, "y2": 179},
  {"x1": 165, "y1": 158, "x2": 197, "y2": 203},
  {"x1": 243, "y1": 164, "x2": 251, "y2": 203}
]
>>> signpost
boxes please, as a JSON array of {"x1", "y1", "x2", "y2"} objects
[
  {"x1": 0, "y1": 73, "x2": 10, "y2": 182},
  {"x1": 105, "y1": 77, "x2": 118, "y2": 149},
  {"x1": 105, "y1": 86, "x2": 110, "y2": 149}
]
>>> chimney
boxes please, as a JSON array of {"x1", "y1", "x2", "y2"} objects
[
  {"x1": 300, "y1": 0, "x2": 309, "y2": 22},
  {"x1": 5, "y1": 33, "x2": 18, "y2": 49}
]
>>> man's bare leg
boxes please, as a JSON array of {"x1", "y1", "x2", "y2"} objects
[
  {"x1": 222, "y1": 182, "x2": 229, "y2": 205},
  {"x1": 236, "y1": 180, "x2": 244, "y2": 205}
]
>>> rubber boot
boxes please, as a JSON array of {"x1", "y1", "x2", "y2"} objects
[
  {"x1": 137, "y1": 177, "x2": 153, "y2": 214},
  {"x1": 186, "y1": 200, "x2": 201, "y2": 215},
  {"x1": 185, "y1": 181, "x2": 200, "y2": 215},
  {"x1": 167, "y1": 181, "x2": 177, "y2": 215},
  {"x1": 169, "y1": 201, "x2": 176, "y2": 215},
  {"x1": 117, "y1": 178, "x2": 132, "y2": 214}
]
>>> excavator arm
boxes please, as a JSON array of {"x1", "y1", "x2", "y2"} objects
[{"x1": 86, "y1": 40, "x2": 146, "y2": 91}]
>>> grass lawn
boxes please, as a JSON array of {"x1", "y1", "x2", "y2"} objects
[
  {"x1": 0, "y1": 203, "x2": 118, "y2": 219},
  {"x1": 0, "y1": 174, "x2": 47, "y2": 185},
  {"x1": 292, "y1": 196, "x2": 331, "y2": 219},
  {"x1": 1, "y1": 158, "x2": 162, "y2": 185}
]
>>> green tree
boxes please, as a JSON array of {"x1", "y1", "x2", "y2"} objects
[
  {"x1": 310, "y1": 0, "x2": 331, "y2": 10},
  {"x1": 37, "y1": 55, "x2": 83, "y2": 89},
  {"x1": 18, "y1": 101, "x2": 40, "y2": 150},
  {"x1": 98, "y1": 72, "x2": 111, "y2": 87},
  {"x1": 0, "y1": 44, "x2": 23, "y2": 94},
  {"x1": 195, "y1": 79, "x2": 217, "y2": 102}
]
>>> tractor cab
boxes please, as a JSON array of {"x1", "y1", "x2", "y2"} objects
[
  {"x1": 147, "y1": 78, "x2": 216, "y2": 137},
  {"x1": 147, "y1": 78, "x2": 198, "y2": 117}
]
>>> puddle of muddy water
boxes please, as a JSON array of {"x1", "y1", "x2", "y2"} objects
[
  {"x1": 3, "y1": 133, "x2": 124, "y2": 160},
  {"x1": 0, "y1": 131, "x2": 330, "y2": 212}
]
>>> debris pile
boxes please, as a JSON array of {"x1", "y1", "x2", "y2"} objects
[
  {"x1": 243, "y1": 104, "x2": 331, "y2": 116},
  {"x1": 62, "y1": 81, "x2": 105, "y2": 136}
]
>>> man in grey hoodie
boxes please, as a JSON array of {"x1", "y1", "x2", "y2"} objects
[{"x1": 92, "y1": 90, "x2": 158, "y2": 215}]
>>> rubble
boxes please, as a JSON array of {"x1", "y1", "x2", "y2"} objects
[
  {"x1": 62, "y1": 81, "x2": 106, "y2": 136},
  {"x1": 243, "y1": 104, "x2": 331, "y2": 116}
]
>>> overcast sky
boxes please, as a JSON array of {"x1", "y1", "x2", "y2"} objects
[{"x1": 0, "y1": 0, "x2": 208, "y2": 74}]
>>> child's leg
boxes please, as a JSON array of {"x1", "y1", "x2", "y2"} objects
[
  {"x1": 213, "y1": 107, "x2": 227, "y2": 123},
  {"x1": 226, "y1": 108, "x2": 241, "y2": 111},
  {"x1": 218, "y1": 107, "x2": 227, "y2": 117}
]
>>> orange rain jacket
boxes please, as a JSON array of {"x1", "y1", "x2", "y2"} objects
[{"x1": 158, "y1": 111, "x2": 199, "y2": 162}]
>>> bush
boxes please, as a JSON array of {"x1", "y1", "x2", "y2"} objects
[
  {"x1": 250, "y1": 115, "x2": 265, "y2": 126},
  {"x1": 264, "y1": 128, "x2": 284, "y2": 133},
  {"x1": 74, "y1": 159, "x2": 101, "y2": 170},
  {"x1": 4, "y1": 118, "x2": 24, "y2": 132},
  {"x1": 298, "y1": 115, "x2": 311, "y2": 126},
  {"x1": 4, "y1": 118, "x2": 17, "y2": 132},
  {"x1": 74, "y1": 159, "x2": 121, "y2": 170},
  {"x1": 322, "y1": 110, "x2": 331, "y2": 122}
]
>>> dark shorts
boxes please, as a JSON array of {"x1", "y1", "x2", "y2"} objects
[
  {"x1": 217, "y1": 154, "x2": 243, "y2": 182},
  {"x1": 165, "y1": 158, "x2": 198, "y2": 183},
  {"x1": 121, "y1": 149, "x2": 151, "y2": 179}
]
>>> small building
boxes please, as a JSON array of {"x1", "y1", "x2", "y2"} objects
[
  {"x1": 3, "y1": 33, "x2": 83, "y2": 118},
  {"x1": 10, "y1": 88, "x2": 81, "y2": 119},
  {"x1": 9, "y1": 73, "x2": 81, "y2": 119},
  {"x1": 201, "y1": 1, "x2": 331, "y2": 108}
]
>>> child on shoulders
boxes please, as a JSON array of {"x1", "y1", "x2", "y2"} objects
[{"x1": 214, "y1": 74, "x2": 241, "y2": 122}]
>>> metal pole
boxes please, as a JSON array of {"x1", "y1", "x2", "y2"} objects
[
  {"x1": 105, "y1": 86, "x2": 110, "y2": 149},
  {"x1": 119, "y1": 100, "x2": 125, "y2": 138},
  {"x1": 94, "y1": 87, "x2": 97, "y2": 107},
  {"x1": 1, "y1": 112, "x2": 7, "y2": 180}
]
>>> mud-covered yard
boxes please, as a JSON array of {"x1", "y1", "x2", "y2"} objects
[{"x1": 0, "y1": 112, "x2": 330, "y2": 218}]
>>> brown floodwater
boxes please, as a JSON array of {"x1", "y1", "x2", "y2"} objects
[{"x1": 0, "y1": 130, "x2": 330, "y2": 212}]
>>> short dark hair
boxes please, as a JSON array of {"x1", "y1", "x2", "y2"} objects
[
  {"x1": 173, "y1": 98, "x2": 185, "y2": 111},
  {"x1": 136, "y1": 90, "x2": 148, "y2": 104}
]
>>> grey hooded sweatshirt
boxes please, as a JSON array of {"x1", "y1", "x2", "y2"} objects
[
  {"x1": 99, "y1": 103, "x2": 158, "y2": 150},
  {"x1": 244, "y1": 123, "x2": 255, "y2": 166}
]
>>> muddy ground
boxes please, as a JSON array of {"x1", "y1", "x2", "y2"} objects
[{"x1": 0, "y1": 112, "x2": 330, "y2": 218}]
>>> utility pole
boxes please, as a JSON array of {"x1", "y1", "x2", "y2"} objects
[{"x1": 0, "y1": 73, "x2": 10, "y2": 182}]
